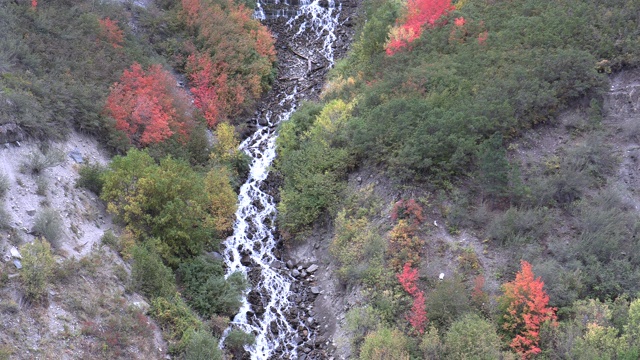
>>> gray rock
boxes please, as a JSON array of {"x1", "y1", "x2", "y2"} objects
[
  {"x1": 311, "y1": 286, "x2": 321, "y2": 294},
  {"x1": 9, "y1": 247, "x2": 21, "y2": 259},
  {"x1": 307, "y1": 264, "x2": 318, "y2": 273},
  {"x1": 13, "y1": 259, "x2": 22, "y2": 270},
  {"x1": 292, "y1": 269, "x2": 300, "y2": 277}
]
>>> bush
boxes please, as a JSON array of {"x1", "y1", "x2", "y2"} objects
[
  {"x1": 177, "y1": 256, "x2": 247, "y2": 317},
  {"x1": 0, "y1": 206, "x2": 11, "y2": 230},
  {"x1": 330, "y1": 210, "x2": 386, "y2": 287},
  {"x1": 149, "y1": 296, "x2": 202, "y2": 354},
  {"x1": 444, "y1": 313, "x2": 501, "y2": 360},
  {"x1": 359, "y1": 326, "x2": 410, "y2": 360},
  {"x1": 76, "y1": 162, "x2": 106, "y2": 195},
  {"x1": 0, "y1": 173, "x2": 9, "y2": 198},
  {"x1": 425, "y1": 277, "x2": 471, "y2": 328},
  {"x1": 183, "y1": 329, "x2": 223, "y2": 360},
  {"x1": 31, "y1": 207, "x2": 64, "y2": 248},
  {"x1": 486, "y1": 207, "x2": 550, "y2": 246},
  {"x1": 224, "y1": 329, "x2": 255, "y2": 359},
  {"x1": 130, "y1": 245, "x2": 176, "y2": 299},
  {"x1": 20, "y1": 238, "x2": 55, "y2": 304},
  {"x1": 19, "y1": 148, "x2": 64, "y2": 176}
]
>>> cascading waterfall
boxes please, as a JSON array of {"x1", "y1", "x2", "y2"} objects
[{"x1": 221, "y1": 0, "x2": 347, "y2": 358}]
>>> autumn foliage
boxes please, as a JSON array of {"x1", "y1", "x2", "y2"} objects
[
  {"x1": 180, "y1": 0, "x2": 276, "y2": 126},
  {"x1": 104, "y1": 63, "x2": 193, "y2": 146},
  {"x1": 397, "y1": 263, "x2": 427, "y2": 334},
  {"x1": 98, "y1": 18, "x2": 125, "y2": 49},
  {"x1": 500, "y1": 260, "x2": 557, "y2": 359},
  {"x1": 386, "y1": 0, "x2": 454, "y2": 54}
]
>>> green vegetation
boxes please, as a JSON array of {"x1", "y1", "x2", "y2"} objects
[
  {"x1": 275, "y1": 0, "x2": 640, "y2": 357},
  {"x1": 20, "y1": 238, "x2": 55, "y2": 303}
]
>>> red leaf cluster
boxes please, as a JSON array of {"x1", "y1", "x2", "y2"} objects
[
  {"x1": 386, "y1": 0, "x2": 454, "y2": 55},
  {"x1": 104, "y1": 63, "x2": 193, "y2": 146},
  {"x1": 180, "y1": 0, "x2": 275, "y2": 126},
  {"x1": 501, "y1": 261, "x2": 557, "y2": 359},
  {"x1": 397, "y1": 263, "x2": 428, "y2": 334},
  {"x1": 390, "y1": 198, "x2": 424, "y2": 225},
  {"x1": 98, "y1": 18, "x2": 124, "y2": 49}
]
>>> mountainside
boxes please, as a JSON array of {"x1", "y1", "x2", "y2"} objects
[{"x1": 3, "y1": 0, "x2": 640, "y2": 359}]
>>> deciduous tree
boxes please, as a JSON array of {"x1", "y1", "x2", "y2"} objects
[
  {"x1": 105, "y1": 63, "x2": 193, "y2": 146},
  {"x1": 500, "y1": 260, "x2": 557, "y2": 358}
]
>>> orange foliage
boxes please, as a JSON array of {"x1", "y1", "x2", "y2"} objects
[
  {"x1": 180, "y1": 0, "x2": 275, "y2": 126},
  {"x1": 386, "y1": 0, "x2": 454, "y2": 55},
  {"x1": 500, "y1": 261, "x2": 557, "y2": 359},
  {"x1": 388, "y1": 220, "x2": 424, "y2": 271},
  {"x1": 391, "y1": 198, "x2": 424, "y2": 225},
  {"x1": 98, "y1": 18, "x2": 125, "y2": 49},
  {"x1": 104, "y1": 63, "x2": 193, "y2": 146}
]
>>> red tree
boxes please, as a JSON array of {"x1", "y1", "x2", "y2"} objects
[
  {"x1": 104, "y1": 63, "x2": 193, "y2": 146},
  {"x1": 500, "y1": 261, "x2": 557, "y2": 359},
  {"x1": 397, "y1": 262, "x2": 427, "y2": 334},
  {"x1": 386, "y1": 0, "x2": 454, "y2": 54}
]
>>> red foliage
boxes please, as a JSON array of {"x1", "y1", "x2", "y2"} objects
[
  {"x1": 454, "y1": 17, "x2": 465, "y2": 27},
  {"x1": 397, "y1": 263, "x2": 428, "y2": 334},
  {"x1": 31, "y1": 0, "x2": 37, "y2": 8},
  {"x1": 501, "y1": 261, "x2": 557, "y2": 359},
  {"x1": 180, "y1": 0, "x2": 275, "y2": 125},
  {"x1": 104, "y1": 63, "x2": 193, "y2": 146},
  {"x1": 386, "y1": 0, "x2": 454, "y2": 55},
  {"x1": 98, "y1": 18, "x2": 125, "y2": 49},
  {"x1": 391, "y1": 198, "x2": 425, "y2": 225}
]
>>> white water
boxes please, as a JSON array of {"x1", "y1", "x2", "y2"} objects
[{"x1": 222, "y1": 0, "x2": 341, "y2": 358}]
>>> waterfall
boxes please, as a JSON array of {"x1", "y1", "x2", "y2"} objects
[{"x1": 221, "y1": 0, "x2": 349, "y2": 358}]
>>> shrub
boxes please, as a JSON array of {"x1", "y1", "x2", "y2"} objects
[
  {"x1": 444, "y1": 313, "x2": 501, "y2": 360},
  {"x1": 19, "y1": 148, "x2": 64, "y2": 176},
  {"x1": 35, "y1": 175, "x2": 47, "y2": 196},
  {"x1": 20, "y1": 238, "x2": 55, "y2": 304},
  {"x1": 486, "y1": 207, "x2": 550, "y2": 246},
  {"x1": 177, "y1": 256, "x2": 247, "y2": 317},
  {"x1": 130, "y1": 245, "x2": 176, "y2": 299},
  {"x1": 76, "y1": 162, "x2": 106, "y2": 195},
  {"x1": 183, "y1": 329, "x2": 223, "y2": 360},
  {"x1": 224, "y1": 329, "x2": 255, "y2": 359},
  {"x1": 359, "y1": 326, "x2": 410, "y2": 360},
  {"x1": 149, "y1": 296, "x2": 202, "y2": 354},
  {"x1": 0, "y1": 173, "x2": 9, "y2": 198},
  {"x1": 425, "y1": 276, "x2": 471, "y2": 328},
  {"x1": 32, "y1": 207, "x2": 64, "y2": 248},
  {"x1": 330, "y1": 210, "x2": 386, "y2": 286},
  {"x1": 0, "y1": 206, "x2": 11, "y2": 230}
]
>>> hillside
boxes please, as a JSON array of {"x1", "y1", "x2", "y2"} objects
[
  {"x1": 3, "y1": 0, "x2": 640, "y2": 359},
  {"x1": 275, "y1": 0, "x2": 640, "y2": 358}
]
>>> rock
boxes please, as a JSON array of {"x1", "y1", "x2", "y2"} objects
[
  {"x1": 311, "y1": 286, "x2": 321, "y2": 294},
  {"x1": 26, "y1": 209, "x2": 36, "y2": 216},
  {"x1": 307, "y1": 317, "x2": 315, "y2": 326},
  {"x1": 9, "y1": 247, "x2": 21, "y2": 259},
  {"x1": 69, "y1": 148, "x2": 83, "y2": 163},
  {"x1": 13, "y1": 259, "x2": 22, "y2": 270},
  {"x1": 292, "y1": 269, "x2": 300, "y2": 277},
  {"x1": 271, "y1": 261, "x2": 282, "y2": 269},
  {"x1": 306, "y1": 264, "x2": 318, "y2": 273},
  {"x1": 286, "y1": 259, "x2": 295, "y2": 269}
]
